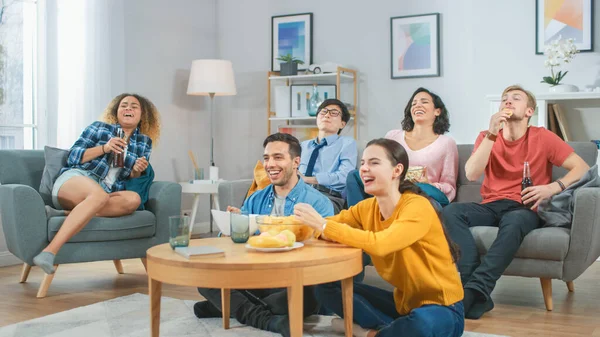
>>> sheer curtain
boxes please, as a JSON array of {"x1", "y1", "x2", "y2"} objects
[{"x1": 53, "y1": 0, "x2": 124, "y2": 148}]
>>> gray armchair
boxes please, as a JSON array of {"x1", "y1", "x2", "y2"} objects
[
  {"x1": 456, "y1": 142, "x2": 600, "y2": 311},
  {"x1": 0, "y1": 150, "x2": 182, "y2": 298}
]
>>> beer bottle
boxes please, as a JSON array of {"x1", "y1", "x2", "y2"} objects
[{"x1": 521, "y1": 161, "x2": 534, "y2": 207}]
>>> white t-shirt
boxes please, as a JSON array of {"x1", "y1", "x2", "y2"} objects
[{"x1": 104, "y1": 167, "x2": 122, "y2": 189}]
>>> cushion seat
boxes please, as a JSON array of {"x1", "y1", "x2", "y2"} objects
[
  {"x1": 48, "y1": 210, "x2": 156, "y2": 243},
  {"x1": 470, "y1": 226, "x2": 570, "y2": 261}
]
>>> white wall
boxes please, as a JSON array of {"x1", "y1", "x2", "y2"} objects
[
  {"x1": 216, "y1": 0, "x2": 600, "y2": 181},
  {"x1": 122, "y1": 0, "x2": 217, "y2": 228}
]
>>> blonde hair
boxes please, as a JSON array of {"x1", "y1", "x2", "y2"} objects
[
  {"x1": 502, "y1": 85, "x2": 537, "y2": 111},
  {"x1": 100, "y1": 93, "x2": 161, "y2": 143}
]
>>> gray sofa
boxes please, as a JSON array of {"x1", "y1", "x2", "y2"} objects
[
  {"x1": 217, "y1": 142, "x2": 600, "y2": 311},
  {"x1": 0, "y1": 150, "x2": 182, "y2": 297}
]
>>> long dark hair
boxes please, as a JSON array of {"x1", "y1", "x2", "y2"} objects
[
  {"x1": 401, "y1": 87, "x2": 450, "y2": 135},
  {"x1": 365, "y1": 138, "x2": 460, "y2": 262}
]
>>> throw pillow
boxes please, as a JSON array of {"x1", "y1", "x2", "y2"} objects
[
  {"x1": 244, "y1": 160, "x2": 271, "y2": 200},
  {"x1": 39, "y1": 146, "x2": 69, "y2": 206}
]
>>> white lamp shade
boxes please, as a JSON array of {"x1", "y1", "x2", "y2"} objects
[{"x1": 187, "y1": 59, "x2": 237, "y2": 96}]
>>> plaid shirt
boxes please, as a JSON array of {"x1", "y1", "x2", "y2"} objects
[{"x1": 60, "y1": 121, "x2": 153, "y2": 192}]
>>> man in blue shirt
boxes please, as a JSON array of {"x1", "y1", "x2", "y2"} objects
[
  {"x1": 195, "y1": 133, "x2": 333, "y2": 337},
  {"x1": 299, "y1": 99, "x2": 357, "y2": 213}
]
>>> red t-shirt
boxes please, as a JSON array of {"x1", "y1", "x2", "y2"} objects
[{"x1": 473, "y1": 126, "x2": 573, "y2": 204}]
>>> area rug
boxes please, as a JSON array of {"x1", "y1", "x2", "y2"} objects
[{"x1": 0, "y1": 293, "x2": 508, "y2": 337}]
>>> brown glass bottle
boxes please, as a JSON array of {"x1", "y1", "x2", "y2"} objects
[
  {"x1": 521, "y1": 161, "x2": 534, "y2": 207},
  {"x1": 113, "y1": 128, "x2": 125, "y2": 168}
]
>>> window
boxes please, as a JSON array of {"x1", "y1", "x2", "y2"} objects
[
  {"x1": 0, "y1": 135, "x2": 15, "y2": 149},
  {"x1": 0, "y1": 0, "x2": 37, "y2": 150}
]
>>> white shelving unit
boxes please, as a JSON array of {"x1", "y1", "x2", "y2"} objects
[
  {"x1": 267, "y1": 67, "x2": 358, "y2": 140},
  {"x1": 486, "y1": 92, "x2": 600, "y2": 128},
  {"x1": 268, "y1": 73, "x2": 355, "y2": 81}
]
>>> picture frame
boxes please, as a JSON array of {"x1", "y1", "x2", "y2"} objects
[
  {"x1": 271, "y1": 13, "x2": 313, "y2": 72},
  {"x1": 390, "y1": 13, "x2": 440, "y2": 79},
  {"x1": 536, "y1": 0, "x2": 593, "y2": 54},
  {"x1": 290, "y1": 84, "x2": 336, "y2": 117}
]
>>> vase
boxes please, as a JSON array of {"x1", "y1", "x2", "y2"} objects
[
  {"x1": 308, "y1": 84, "x2": 320, "y2": 117},
  {"x1": 549, "y1": 84, "x2": 579, "y2": 93}
]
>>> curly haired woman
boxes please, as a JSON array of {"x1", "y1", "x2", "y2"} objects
[{"x1": 33, "y1": 93, "x2": 161, "y2": 274}]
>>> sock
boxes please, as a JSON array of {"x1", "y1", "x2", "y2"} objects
[
  {"x1": 331, "y1": 317, "x2": 371, "y2": 337},
  {"x1": 33, "y1": 252, "x2": 56, "y2": 274},
  {"x1": 193, "y1": 300, "x2": 222, "y2": 318},
  {"x1": 235, "y1": 302, "x2": 290, "y2": 337},
  {"x1": 462, "y1": 288, "x2": 477, "y2": 314},
  {"x1": 267, "y1": 315, "x2": 291, "y2": 337},
  {"x1": 466, "y1": 297, "x2": 495, "y2": 320},
  {"x1": 45, "y1": 205, "x2": 66, "y2": 218}
]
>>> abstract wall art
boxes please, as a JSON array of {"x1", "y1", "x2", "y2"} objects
[
  {"x1": 536, "y1": 0, "x2": 593, "y2": 54},
  {"x1": 271, "y1": 13, "x2": 313, "y2": 72},
  {"x1": 390, "y1": 13, "x2": 440, "y2": 79}
]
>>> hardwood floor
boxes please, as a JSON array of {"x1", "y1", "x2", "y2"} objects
[{"x1": 1, "y1": 259, "x2": 599, "y2": 336}]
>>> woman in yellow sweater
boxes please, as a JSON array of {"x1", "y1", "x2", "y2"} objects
[{"x1": 294, "y1": 138, "x2": 464, "y2": 337}]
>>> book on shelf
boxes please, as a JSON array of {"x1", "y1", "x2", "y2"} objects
[
  {"x1": 552, "y1": 103, "x2": 571, "y2": 141},
  {"x1": 174, "y1": 246, "x2": 225, "y2": 259},
  {"x1": 546, "y1": 104, "x2": 564, "y2": 139}
]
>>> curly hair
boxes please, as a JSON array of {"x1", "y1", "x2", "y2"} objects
[
  {"x1": 401, "y1": 87, "x2": 450, "y2": 135},
  {"x1": 100, "y1": 93, "x2": 161, "y2": 143}
]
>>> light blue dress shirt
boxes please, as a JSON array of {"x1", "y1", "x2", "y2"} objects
[
  {"x1": 299, "y1": 135, "x2": 357, "y2": 195},
  {"x1": 241, "y1": 177, "x2": 334, "y2": 217}
]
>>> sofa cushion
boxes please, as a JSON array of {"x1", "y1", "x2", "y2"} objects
[
  {"x1": 470, "y1": 226, "x2": 570, "y2": 261},
  {"x1": 39, "y1": 146, "x2": 68, "y2": 206},
  {"x1": 48, "y1": 210, "x2": 156, "y2": 243}
]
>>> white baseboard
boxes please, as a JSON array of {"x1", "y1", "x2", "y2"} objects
[
  {"x1": 191, "y1": 221, "x2": 212, "y2": 235},
  {"x1": 0, "y1": 251, "x2": 22, "y2": 267}
]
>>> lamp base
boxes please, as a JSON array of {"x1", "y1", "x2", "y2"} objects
[{"x1": 209, "y1": 166, "x2": 219, "y2": 181}]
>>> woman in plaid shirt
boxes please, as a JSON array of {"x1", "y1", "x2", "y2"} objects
[{"x1": 33, "y1": 93, "x2": 161, "y2": 274}]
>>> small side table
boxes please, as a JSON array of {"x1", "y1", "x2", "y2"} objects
[{"x1": 179, "y1": 181, "x2": 222, "y2": 233}]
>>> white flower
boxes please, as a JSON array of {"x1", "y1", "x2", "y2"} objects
[{"x1": 542, "y1": 36, "x2": 578, "y2": 85}]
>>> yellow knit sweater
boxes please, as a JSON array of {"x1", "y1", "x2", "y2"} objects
[{"x1": 324, "y1": 192, "x2": 464, "y2": 315}]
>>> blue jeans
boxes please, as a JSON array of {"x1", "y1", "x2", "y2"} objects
[
  {"x1": 317, "y1": 281, "x2": 464, "y2": 337},
  {"x1": 346, "y1": 170, "x2": 449, "y2": 208}
]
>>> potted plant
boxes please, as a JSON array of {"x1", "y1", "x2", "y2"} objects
[
  {"x1": 277, "y1": 54, "x2": 304, "y2": 76},
  {"x1": 541, "y1": 36, "x2": 579, "y2": 92}
]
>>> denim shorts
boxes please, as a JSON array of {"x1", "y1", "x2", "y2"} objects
[{"x1": 51, "y1": 168, "x2": 101, "y2": 209}]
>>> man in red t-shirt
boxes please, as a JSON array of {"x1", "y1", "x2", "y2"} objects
[{"x1": 442, "y1": 85, "x2": 589, "y2": 319}]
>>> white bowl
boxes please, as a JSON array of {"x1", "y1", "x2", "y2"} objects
[{"x1": 210, "y1": 210, "x2": 258, "y2": 236}]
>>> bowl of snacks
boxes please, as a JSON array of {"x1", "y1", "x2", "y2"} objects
[
  {"x1": 255, "y1": 215, "x2": 319, "y2": 242},
  {"x1": 405, "y1": 166, "x2": 426, "y2": 182}
]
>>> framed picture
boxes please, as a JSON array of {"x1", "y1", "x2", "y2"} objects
[
  {"x1": 271, "y1": 13, "x2": 313, "y2": 72},
  {"x1": 290, "y1": 85, "x2": 336, "y2": 117},
  {"x1": 390, "y1": 13, "x2": 440, "y2": 79},
  {"x1": 536, "y1": 0, "x2": 593, "y2": 54}
]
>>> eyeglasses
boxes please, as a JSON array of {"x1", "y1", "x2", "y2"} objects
[{"x1": 319, "y1": 108, "x2": 341, "y2": 117}]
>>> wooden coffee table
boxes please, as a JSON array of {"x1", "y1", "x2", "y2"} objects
[{"x1": 146, "y1": 238, "x2": 363, "y2": 337}]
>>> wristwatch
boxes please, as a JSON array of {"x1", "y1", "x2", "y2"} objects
[{"x1": 485, "y1": 131, "x2": 497, "y2": 142}]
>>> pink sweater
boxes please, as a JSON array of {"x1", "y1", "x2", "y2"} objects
[{"x1": 385, "y1": 130, "x2": 459, "y2": 202}]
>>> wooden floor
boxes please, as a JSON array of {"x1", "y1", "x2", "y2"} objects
[{"x1": 1, "y1": 259, "x2": 599, "y2": 336}]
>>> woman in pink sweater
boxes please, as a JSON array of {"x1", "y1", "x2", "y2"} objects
[{"x1": 347, "y1": 87, "x2": 458, "y2": 208}]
